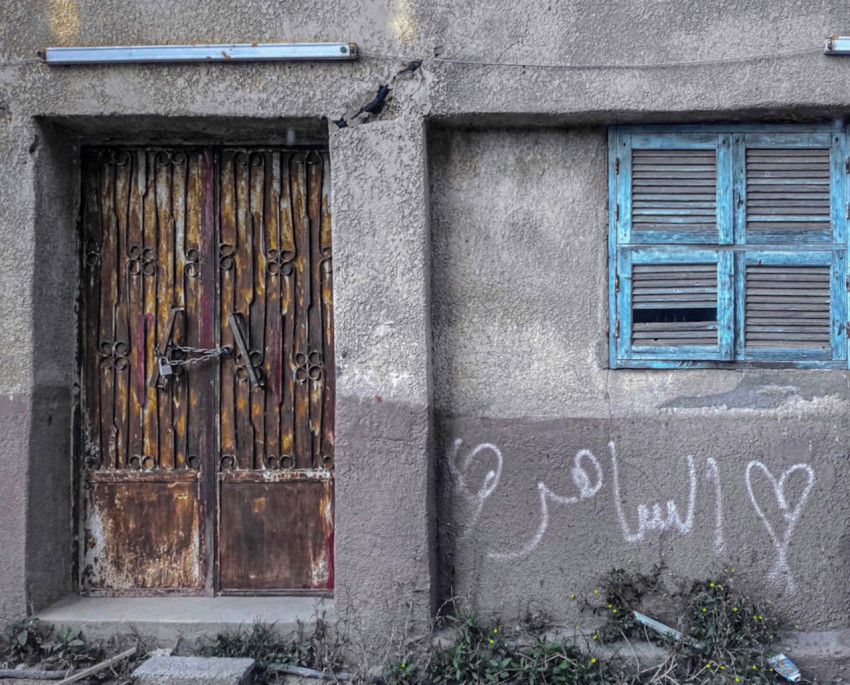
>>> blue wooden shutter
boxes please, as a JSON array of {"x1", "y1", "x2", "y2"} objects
[
  {"x1": 733, "y1": 131, "x2": 845, "y2": 246},
  {"x1": 615, "y1": 248, "x2": 734, "y2": 363},
  {"x1": 610, "y1": 129, "x2": 734, "y2": 366},
  {"x1": 735, "y1": 251, "x2": 846, "y2": 362},
  {"x1": 614, "y1": 131, "x2": 732, "y2": 245},
  {"x1": 732, "y1": 129, "x2": 847, "y2": 363}
]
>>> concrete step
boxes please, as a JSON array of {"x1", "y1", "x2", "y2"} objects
[
  {"x1": 37, "y1": 595, "x2": 333, "y2": 647},
  {"x1": 132, "y1": 656, "x2": 256, "y2": 685}
]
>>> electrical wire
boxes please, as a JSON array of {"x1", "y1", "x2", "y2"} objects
[
  {"x1": 0, "y1": 46, "x2": 825, "y2": 69},
  {"x1": 0, "y1": 57, "x2": 42, "y2": 66},
  {"x1": 360, "y1": 46, "x2": 823, "y2": 70}
]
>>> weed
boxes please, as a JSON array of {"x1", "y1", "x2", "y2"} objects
[
  {"x1": 425, "y1": 613, "x2": 611, "y2": 684},
  {"x1": 0, "y1": 618, "x2": 102, "y2": 671},
  {"x1": 199, "y1": 617, "x2": 344, "y2": 678},
  {"x1": 599, "y1": 569, "x2": 782, "y2": 684}
]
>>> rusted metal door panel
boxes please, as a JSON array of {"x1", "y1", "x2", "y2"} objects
[
  {"x1": 217, "y1": 150, "x2": 334, "y2": 591},
  {"x1": 80, "y1": 146, "x2": 333, "y2": 595},
  {"x1": 219, "y1": 474, "x2": 333, "y2": 590},
  {"x1": 85, "y1": 474, "x2": 201, "y2": 590}
]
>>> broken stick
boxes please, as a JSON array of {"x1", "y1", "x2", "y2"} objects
[{"x1": 56, "y1": 646, "x2": 137, "y2": 685}]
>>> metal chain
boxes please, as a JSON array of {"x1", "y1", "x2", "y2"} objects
[{"x1": 169, "y1": 344, "x2": 233, "y2": 366}]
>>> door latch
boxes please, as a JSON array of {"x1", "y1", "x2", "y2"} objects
[
  {"x1": 228, "y1": 312, "x2": 264, "y2": 389},
  {"x1": 148, "y1": 307, "x2": 184, "y2": 388}
]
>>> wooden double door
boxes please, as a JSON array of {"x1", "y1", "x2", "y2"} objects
[{"x1": 80, "y1": 146, "x2": 334, "y2": 594}]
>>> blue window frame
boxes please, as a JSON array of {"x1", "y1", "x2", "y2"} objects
[{"x1": 609, "y1": 124, "x2": 848, "y2": 368}]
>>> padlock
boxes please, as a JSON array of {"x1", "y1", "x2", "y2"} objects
[{"x1": 158, "y1": 356, "x2": 173, "y2": 377}]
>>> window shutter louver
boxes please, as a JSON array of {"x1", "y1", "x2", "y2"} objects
[
  {"x1": 631, "y1": 263, "x2": 718, "y2": 346},
  {"x1": 745, "y1": 149, "x2": 831, "y2": 240},
  {"x1": 745, "y1": 265, "x2": 831, "y2": 348},
  {"x1": 631, "y1": 149, "x2": 717, "y2": 241}
]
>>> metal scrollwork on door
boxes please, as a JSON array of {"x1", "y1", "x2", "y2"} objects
[
  {"x1": 264, "y1": 455, "x2": 295, "y2": 470},
  {"x1": 295, "y1": 350, "x2": 323, "y2": 384},
  {"x1": 184, "y1": 248, "x2": 200, "y2": 278},
  {"x1": 84, "y1": 239, "x2": 101, "y2": 268},
  {"x1": 156, "y1": 150, "x2": 187, "y2": 167},
  {"x1": 127, "y1": 245, "x2": 157, "y2": 276},
  {"x1": 235, "y1": 350, "x2": 265, "y2": 386},
  {"x1": 99, "y1": 340, "x2": 129, "y2": 371},
  {"x1": 266, "y1": 249, "x2": 294, "y2": 276},
  {"x1": 129, "y1": 454, "x2": 157, "y2": 471},
  {"x1": 219, "y1": 243, "x2": 236, "y2": 271}
]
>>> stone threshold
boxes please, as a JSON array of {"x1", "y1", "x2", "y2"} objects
[{"x1": 38, "y1": 595, "x2": 334, "y2": 646}]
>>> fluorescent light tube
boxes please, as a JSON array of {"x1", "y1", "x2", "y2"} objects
[{"x1": 40, "y1": 42, "x2": 358, "y2": 65}]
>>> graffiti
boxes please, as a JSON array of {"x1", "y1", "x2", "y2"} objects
[
  {"x1": 447, "y1": 439, "x2": 503, "y2": 535},
  {"x1": 448, "y1": 439, "x2": 815, "y2": 593},
  {"x1": 487, "y1": 450, "x2": 602, "y2": 561},
  {"x1": 610, "y1": 442, "x2": 696, "y2": 543},
  {"x1": 706, "y1": 457, "x2": 726, "y2": 555},
  {"x1": 745, "y1": 462, "x2": 814, "y2": 595}
]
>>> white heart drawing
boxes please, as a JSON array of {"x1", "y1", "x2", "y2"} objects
[{"x1": 745, "y1": 461, "x2": 814, "y2": 594}]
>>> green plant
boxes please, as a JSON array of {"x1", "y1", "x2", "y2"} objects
[
  {"x1": 3, "y1": 617, "x2": 44, "y2": 664},
  {"x1": 599, "y1": 569, "x2": 782, "y2": 684},
  {"x1": 0, "y1": 619, "x2": 100, "y2": 671},
  {"x1": 198, "y1": 618, "x2": 343, "y2": 677},
  {"x1": 41, "y1": 626, "x2": 96, "y2": 668},
  {"x1": 201, "y1": 621, "x2": 307, "y2": 666},
  {"x1": 382, "y1": 658, "x2": 419, "y2": 685},
  {"x1": 425, "y1": 613, "x2": 611, "y2": 685}
]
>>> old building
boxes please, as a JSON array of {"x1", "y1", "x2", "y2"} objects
[{"x1": 2, "y1": 0, "x2": 850, "y2": 654}]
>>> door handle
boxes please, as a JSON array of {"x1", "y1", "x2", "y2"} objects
[{"x1": 228, "y1": 312, "x2": 264, "y2": 388}]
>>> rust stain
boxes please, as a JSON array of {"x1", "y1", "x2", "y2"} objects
[{"x1": 84, "y1": 478, "x2": 202, "y2": 590}]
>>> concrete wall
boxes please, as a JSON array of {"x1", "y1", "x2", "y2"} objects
[
  {"x1": 1, "y1": 0, "x2": 850, "y2": 635},
  {"x1": 429, "y1": 127, "x2": 850, "y2": 629}
]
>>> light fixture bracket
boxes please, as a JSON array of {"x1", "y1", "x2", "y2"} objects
[{"x1": 824, "y1": 36, "x2": 850, "y2": 54}]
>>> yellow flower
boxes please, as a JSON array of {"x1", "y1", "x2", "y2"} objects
[
  {"x1": 702, "y1": 607, "x2": 707, "y2": 613},
  {"x1": 401, "y1": 663, "x2": 406, "y2": 668},
  {"x1": 493, "y1": 628, "x2": 498, "y2": 634},
  {"x1": 752, "y1": 665, "x2": 757, "y2": 670},
  {"x1": 794, "y1": 624, "x2": 799, "y2": 629},
  {"x1": 570, "y1": 593, "x2": 575, "y2": 599},
  {"x1": 732, "y1": 607, "x2": 738, "y2": 612},
  {"x1": 710, "y1": 583, "x2": 715, "y2": 587},
  {"x1": 706, "y1": 664, "x2": 711, "y2": 669},
  {"x1": 720, "y1": 665, "x2": 725, "y2": 670},
  {"x1": 591, "y1": 658, "x2": 597, "y2": 664},
  {"x1": 731, "y1": 568, "x2": 736, "y2": 573},
  {"x1": 612, "y1": 609, "x2": 618, "y2": 614},
  {"x1": 592, "y1": 634, "x2": 598, "y2": 640},
  {"x1": 489, "y1": 639, "x2": 494, "y2": 645},
  {"x1": 594, "y1": 589, "x2": 599, "y2": 595},
  {"x1": 736, "y1": 678, "x2": 741, "y2": 682}
]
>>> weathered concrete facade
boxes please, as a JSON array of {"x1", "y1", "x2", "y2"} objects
[{"x1": 2, "y1": 0, "x2": 850, "y2": 640}]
